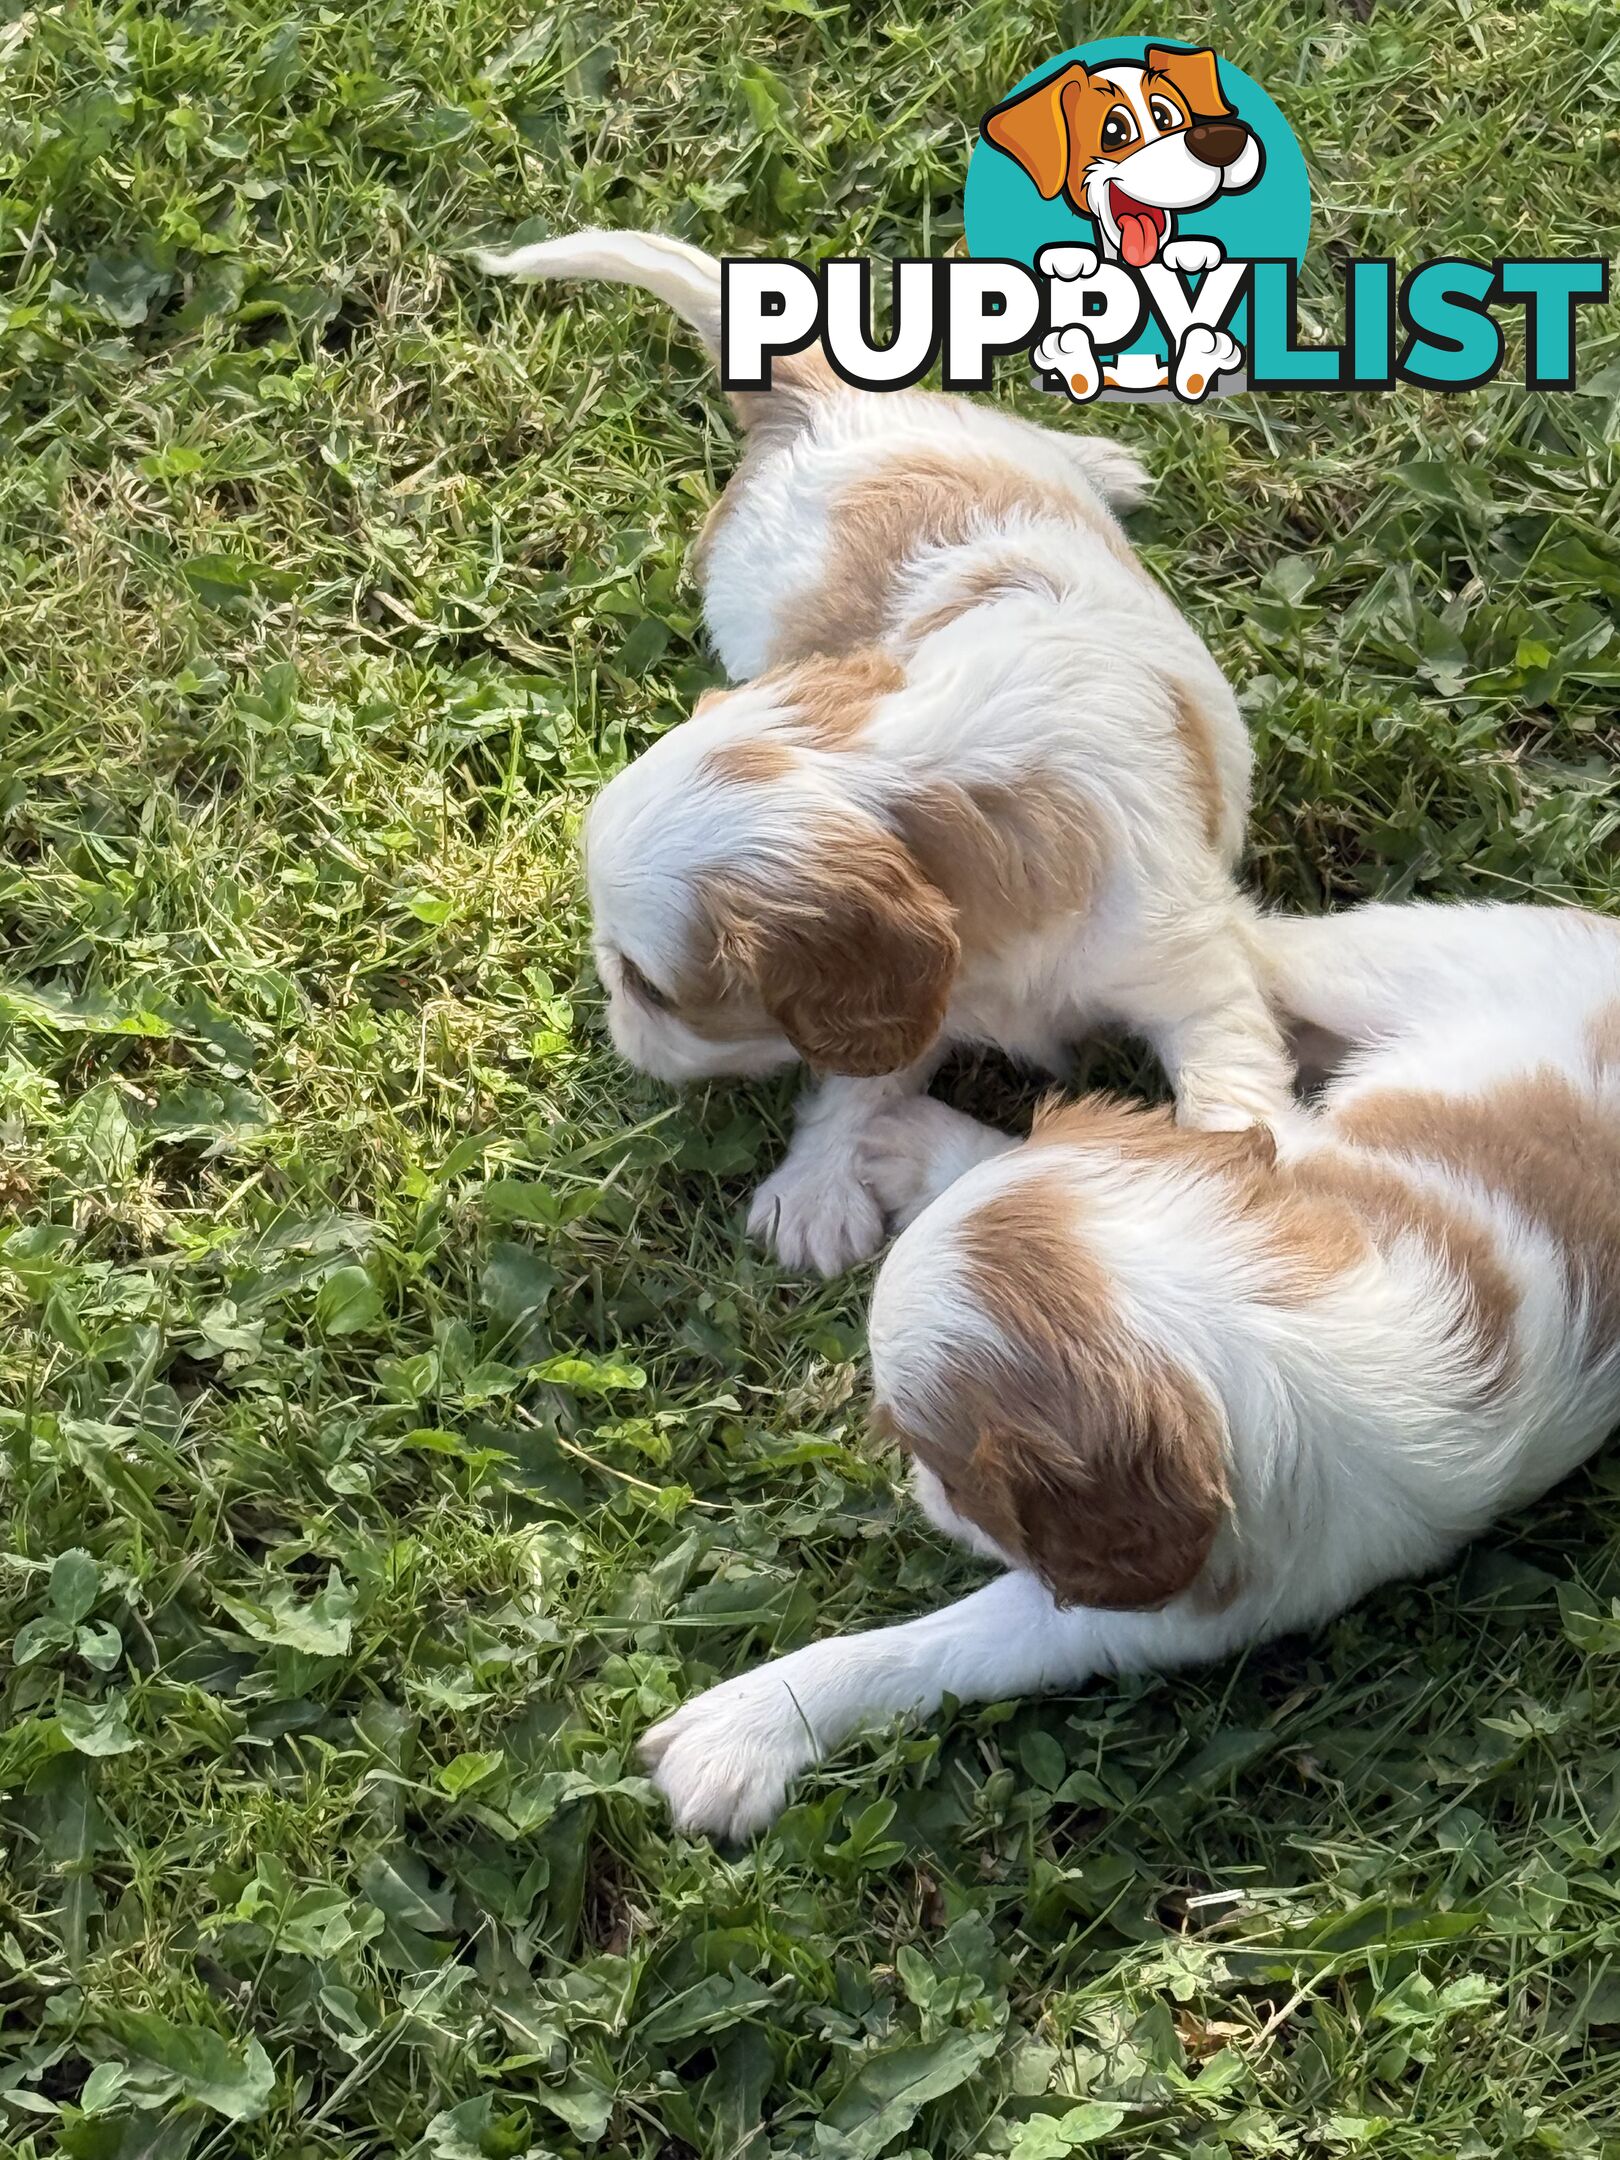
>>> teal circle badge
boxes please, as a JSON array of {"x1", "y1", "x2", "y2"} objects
[
  {"x1": 965, "y1": 39, "x2": 1309, "y2": 391},
  {"x1": 966, "y1": 38, "x2": 1309, "y2": 272}
]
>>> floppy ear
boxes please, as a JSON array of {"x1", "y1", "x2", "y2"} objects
[
  {"x1": 714, "y1": 828, "x2": 959, "y2": 1077},
  {"x1": 981, "y1": 63, "x2": 1089, "y2": 200},
  {"x1": 1145, "y1": 43, "x2": 1234, "y2": 121},
  {"x1": 970, "y1": 1363, "x2": 1229, "y2": 1610}
]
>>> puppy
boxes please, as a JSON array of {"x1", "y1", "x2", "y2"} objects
[
  {"x1": 481, "y1": 230, "x2": 1292, "y2": 1274},
  {"x1": 985, "y1": 44, "x2": 1261, "y2": 401},
  {"x1": 642, "y1": 901, "x2": 1620, "y2": 1838},
  {"x1": 984, "y1": 44, "x2": 1262, "y2": 271}
]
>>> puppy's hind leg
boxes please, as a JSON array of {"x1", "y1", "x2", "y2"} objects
[{"x1": 859, "y1": 1097, "x2": 1020, "y2": 1230}]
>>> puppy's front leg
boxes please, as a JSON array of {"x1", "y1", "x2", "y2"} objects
[
  {"x1": 1123, "y1": 903, "x2": 1296, "y2": 1131},
  {"x1": 642, "y1": 1571, "x2": 1240, "y2": 1840},
  {"x1": 1032, "y1": 325, "x2": 1104, "y2": 405},
  {"x1": 747, "y1": 1060, "x2": 939, "y2": 1276}
]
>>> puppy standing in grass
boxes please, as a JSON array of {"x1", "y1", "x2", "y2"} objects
[
  {"x1": 641, "y1": 902, "x2": 1620, "y2": 1839},
  {"x1": 481, "y1": 230, "x2": 1293, "y2": 1274}
]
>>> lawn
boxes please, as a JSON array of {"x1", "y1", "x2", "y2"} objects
[{"x1": 3, "y1": 0, "x2": 1620, "y2": 2153}]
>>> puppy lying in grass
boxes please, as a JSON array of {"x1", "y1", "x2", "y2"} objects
[
  {"x1": 641, "y1": 901, "x2": 1620, "y2": 1838},
  {"x1": 480, "y1": 230, "x2": 1292, "y2": 1274}
]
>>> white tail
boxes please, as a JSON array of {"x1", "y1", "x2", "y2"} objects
[
  {"x1": 475, "y1": 230, "x2": 1149, "y2": 506},
  {"x1": 475, "y1": 226, "x2": 837, "y2": 433},
  {"x1": 475, "y1": 229, "x2": 730, "y2": 358}
]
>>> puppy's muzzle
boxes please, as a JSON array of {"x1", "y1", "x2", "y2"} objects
[{"x1": 1185, "y1": 121, "x2": 1250, "y2": 169}]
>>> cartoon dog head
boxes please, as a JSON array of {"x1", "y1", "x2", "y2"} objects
[{"x1": 982, "y1": 45, "x2": 1263, "y2": 267}]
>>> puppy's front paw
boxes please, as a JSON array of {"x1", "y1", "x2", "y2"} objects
[
  {"x1": 1033, "y1": 326, "x2": 1101, "y2": 404},
  {"x1": 860, "y1": 1099, "x2": 1016, "y2": 1227},
  {"x1": 1036, "y1": 243, "x2": 1100, "y2": 282},
  {"x1": 1173, "y1": 324, "x2": 1242, "y2": 401},
  {"x1": 640, "y1": 1673, "x2": 813, "y2": 1841},
  {"x1": 746, "y1": 1159, "x2": 884, "y2": 1276},
  {"x1": 1162, "y1": 237, "x2": 1224, "y2": 275}
]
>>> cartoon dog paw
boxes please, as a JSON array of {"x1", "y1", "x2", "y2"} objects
[
  {"x1": 1035, "y1": 243, "x2": 1100, "y2": 282},
  {"x1": 1033, "y1": 325, "x2": 1102, "y2": 403},
  {"x1": 1162, "y1": 237, "x2": 1226, "y2": 277},
  {"x1": 1173, "y1": 324, "x2": 1242, "y2": 401}
]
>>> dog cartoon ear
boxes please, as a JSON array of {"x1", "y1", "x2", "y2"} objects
[
  {"x1": 981, "y1": 63, "x2": 1090, "y2": 201},
  {"x1": 1145, "y1": 43, "x2": 1234, "y2": 121}
]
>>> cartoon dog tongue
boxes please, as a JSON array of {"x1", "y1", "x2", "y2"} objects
[{"x1": 1118, "y1": 206, "x2": 1160, "y2": 267}]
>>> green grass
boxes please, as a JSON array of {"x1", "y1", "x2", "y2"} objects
[{"x1": 3, "y1": 0, "x2": 1620, "y2": 2153}]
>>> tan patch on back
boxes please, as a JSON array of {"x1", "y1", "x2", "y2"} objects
[
  {"x1": 890, "y1": 774, "x2": 1099, "y2": 961},
  {"x1": 704, "y1": 737, "x2": 796, "y2": 787},
  {"x1": 771, "y1": 449, "x2": 1142, "y2": 666},
  {"x1": 898, "y1": 556, "x2": 1063, "y2": 646},
  {"x1": 698, "y1": 650, "x2": 1100, "y2": 965},
  {"x1": 1170, "y1": 684, "x2": 1226, "y2": 852},
  {"x1": 1335, "y1": 1074, "x2": 1620, "y2": 1355},
  {"x1": 1586, "y1": 999, "x2": 1620, "y2": 1075},
  {"x1": 883, "y1": 1175, "x2": 1232, "y2": 1610},
  {"x1": 1287, "y1": 1147, "x2": 1518, "y2": 1378},
  {"x1": 769, "y1": 650, "x2": 905, "y2": 749},
  {"x1": 1028, "y1": 1093, "x2": 1513, "y2": 1374},
  {"x1": 699, "y1": 651, "x2": 904, "y2": 786}
]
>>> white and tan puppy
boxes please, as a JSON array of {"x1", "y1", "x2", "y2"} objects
[
  {"x1": 482, "y1": 230, "x2": 1291, "y2": 1274},
  {"x1": 642, "y1": 900, "x2": 1620, "y2": 1838}
]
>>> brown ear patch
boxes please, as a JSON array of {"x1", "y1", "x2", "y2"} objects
[
  {"x1": 981, "y1": 62, "x2": 1089, "y2": 200},
  {"x1": 886, "y1": 1176, "x2": 1231, "y2": 1610},
  {"x1": 1145, "y1": 44, "x2": 1233, "y2": 121},
  {"x1": 702, "y1": 820, "x2": 959, "y2": 1077},
  {"x1": 957, "y1": 1343, "x2": 1230, "y2": 1612}
]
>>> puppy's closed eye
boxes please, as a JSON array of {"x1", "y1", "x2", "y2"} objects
[{"x1": 618, "y1": 954, "x2": 674, "y2": 1012}]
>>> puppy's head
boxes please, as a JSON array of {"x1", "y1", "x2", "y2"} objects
[
  {"x1": 869, "y1": 1138, "x2": 1231, "y2": 1609},
  {"x1": 584, "y1": 662, "x2": 959, "y2": 1085},
  {"x1": 982, "y1": 46, "x2": 1261, "y2": 265}
]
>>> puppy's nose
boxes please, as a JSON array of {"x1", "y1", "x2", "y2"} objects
[{"x1": 1186, "y1": 120, "x2": 1249, "y2": 168}]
